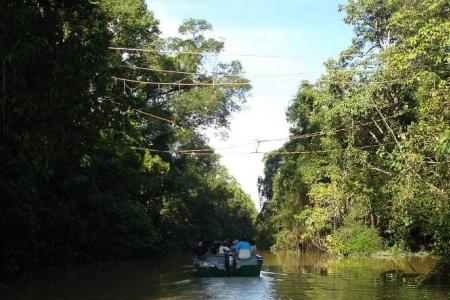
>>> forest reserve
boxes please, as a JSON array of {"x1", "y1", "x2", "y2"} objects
[{"x1": 1, "y1": 0, "x2": 449, "y2": 284}]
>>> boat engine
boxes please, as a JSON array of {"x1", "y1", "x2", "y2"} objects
[{"x1": 224, "y1": 252, "x2": 236, "y2": 276}]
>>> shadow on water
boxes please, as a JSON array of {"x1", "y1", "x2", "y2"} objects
[{"x1": 1, "y1": 251, "x2": 449, "y2": 299}]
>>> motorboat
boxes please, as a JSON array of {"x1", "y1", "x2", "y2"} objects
[{"x1": 193, "y1": 252, "x2": 263, "y2": 277}]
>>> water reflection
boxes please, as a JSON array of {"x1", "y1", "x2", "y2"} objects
[
  {"x1": 264, "y1": 252, "x2": 448, "y2": 300},
  {"x1": 1, "y1": 251, "x2": 449, "y2": 300}
]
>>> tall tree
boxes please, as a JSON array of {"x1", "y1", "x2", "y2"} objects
[
  {"x1": 256, "y1": 0, "x2": 449, "y2": 269},
  {"x1": 0, "y1": 0, "x2": 256, "y2": 280}
]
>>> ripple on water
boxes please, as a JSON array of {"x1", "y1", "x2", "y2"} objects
[{"x1": 1, "y1": 252, "x2": 449, "y2": 300}]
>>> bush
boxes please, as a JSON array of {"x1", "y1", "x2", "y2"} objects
[
  {"x1": 326, "y1": 223, "x2": 382, "y2": 256},
  {"x1": 271, "y1": 230, "x2": 301, "y2": 252}
]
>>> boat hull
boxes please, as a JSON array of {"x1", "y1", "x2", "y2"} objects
[{"x1": 193, "y1": 254, "x2": 263, "y2": 277}]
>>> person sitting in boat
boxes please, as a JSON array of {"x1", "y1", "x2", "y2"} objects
[
  {"x1": 250, "y1": 239, "x2": 257, "y2": 256},
  {"x1": 211, "y1": 240, "x2": 222, "y2": 255},
  {"x1": 193, "y1": 234, "x2": 210, "y2": 257},
  {"x1": 233, "y1": 234, "x2": 252, "y2": 259},
  {"x1": 218, "y1": 239, "x2": 231, "y2": 254}
]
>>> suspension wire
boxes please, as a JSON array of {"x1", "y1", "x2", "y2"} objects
[
  {"x1": 109, "y1": 46, "x2": 370, "y2": 59},
  {"x1": 125, "y1": 109, "x2": 409, "y2": 154},
  {"x1": 111, "y1": 76, "x2": 251, "y2": 87},
  {"x1": 259, "y1": 111, "x2": 408, "y2": 143},
  {"x1": 111, "y1": 75, "x2": 413, "y2": 87},
  {"x1": 130, "y1": 142, "x2": 390, "y2": 156},
  {"x1": 118, "y1": 64, "x2": 380, "y2": 77},
  {"x1": 106, "y1": 97, "x2": 183, "y2": 128},
  {"x1": 129, "y1": 110, "x2": 409, "y2": 154},
  {"x1": 133, "y1": 107, "x2": 180, "y2": 128},
  {"x1": 266, "y1": 143, "x2": 396, "y2": 156}
]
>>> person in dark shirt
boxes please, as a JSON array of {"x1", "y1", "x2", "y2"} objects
[{"x1": 194, "y1": 234, "x2": 210, "y2": 257}]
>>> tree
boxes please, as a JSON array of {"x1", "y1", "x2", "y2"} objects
[
  {"x1": 0, "y1": 0, "x2": 256, "y2": 280},
  {"x1": 256, "y1": 0, "x2": 449, "y2": 270}
]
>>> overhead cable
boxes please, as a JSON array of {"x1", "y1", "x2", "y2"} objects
[
  {"x1": 111, "y1": 76, "x2": 250, "y2": 87},
  {"x1": 106, "y1": 98, "x2": 183, "y2": 129},
  {"x1": 118, "y1": 64, "x2": 379, "y2": 77},
  {"x1": 258, "y1": 112, "x2": 407, "y2": 143},
  {"x1": 111, "y1": 75, "x2": 411, "y2": 87},
  {"x1": 126, "y1": 110, "x2": 408, "y2": 154},
  {"x1": 266, "y1": 143, "x2": 394, "y2": 156},
  {"x1": 110, "y1": 46, "x2": 368, "y2": 59},
  {"x1": 133, "y1": 108, "x2": 180, "y2": 127},
  {"x1": 130, "y1": 143, "x2": 388, "y2": 156},
  {"x1": 130, "y1": 112, "x2": 407, "y2": 153}
]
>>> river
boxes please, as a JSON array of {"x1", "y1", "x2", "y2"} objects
[{"x1": 2, "y1": 251, "x2": 449, "y2": 299}]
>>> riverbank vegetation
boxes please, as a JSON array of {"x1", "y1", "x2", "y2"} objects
[
  {"x1": 1, "y1": 0, "x2": 448, "y2": 285},
  {"x1": 255, "y1": 0, "x2": 449, "y2": 282},
  {"x1": 0, "y1": 0, "x2": 256, "y2": 280}
]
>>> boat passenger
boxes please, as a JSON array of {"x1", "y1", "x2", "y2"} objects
[
  {"x1": 234, "y1": 234, "x2": 251, "y2": 259},
  {"x1": 250, "y1": 240, "x2": 257, "y2": 256},
  {"x1": 218, "y1": 239, "x2": 231, "y2": 254},
  {"x1": 211, "y1": 240, "x2": 222, "y2": 255},
  {"x1": 194, "y1": 234, "x2": 210, "y2": 257}
]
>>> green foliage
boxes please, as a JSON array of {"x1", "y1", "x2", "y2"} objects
[
  {"x1": 387, "y1": 242, "x2": 407, "y2": 255},
  {"x1": 271, "y1": 230, "x2": 301, "y2": 252},
  {"x1": 422, "y1": 254, "x2": 450, "y2": 285},
  {"x1": 256, "y1": 1, "x2": 450, "y2": 283},
  {"x1": 423, "y1": 208, "x2": 450, "y2": 285},
  {"x1": 0, "y1": 0, "x2": 256, "y2": 280},
  {"x1": 326, "y1": 221, "x2": 383, "y2": 256}
]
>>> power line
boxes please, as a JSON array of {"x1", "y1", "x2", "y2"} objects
[
  {"x1": 111, "y1": 76, "x2": 251, "y2": 87},
  {"x1": 110, "y1": 46, "x2": 368, "y2": 59}
]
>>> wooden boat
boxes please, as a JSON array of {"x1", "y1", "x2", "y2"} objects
[{"x1": 193, "y1": 253, "x2": 263, "y2": 277}]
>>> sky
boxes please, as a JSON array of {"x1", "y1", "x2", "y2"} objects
[{"x1": 146, "y1": 0, "x2": 354, "y2": 209}]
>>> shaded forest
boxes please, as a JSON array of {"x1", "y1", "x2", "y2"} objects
[
  {"x1": 255, "y1": 0, "x2": 449, "y2": 283},
  {"x1": 0, "y1": 0, "x2": 256, "y2": 279}
]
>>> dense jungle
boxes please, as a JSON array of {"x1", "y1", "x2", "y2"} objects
[{"x1": 1, "y1": 0, "x2": 449, "y2": 286}]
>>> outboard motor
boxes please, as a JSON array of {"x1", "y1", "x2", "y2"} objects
[{"x1": 224, "y1": 251, "x2": 236, "y2": 276}]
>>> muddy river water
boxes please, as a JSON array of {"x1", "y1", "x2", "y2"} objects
[{"x1": 2, "y1": 251, "x2": 449, "y2": 299}]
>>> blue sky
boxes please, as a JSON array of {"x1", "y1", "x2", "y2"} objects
[{"x1": 146, "y1": 0, "x2": 354, "y2": 208}]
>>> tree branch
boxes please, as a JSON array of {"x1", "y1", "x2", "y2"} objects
[{"x1": 371, "y1": 98, "x2": 448, "y2": 197}]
